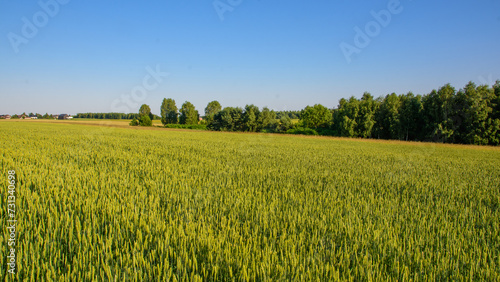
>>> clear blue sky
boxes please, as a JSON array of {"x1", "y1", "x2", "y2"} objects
[{"x1": 1, "y1": 0, "x2": 499, "y2": 115}]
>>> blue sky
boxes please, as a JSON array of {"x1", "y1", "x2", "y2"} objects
[{"x1": 1, "y1": 0, "x2": 499, "y2": 115}]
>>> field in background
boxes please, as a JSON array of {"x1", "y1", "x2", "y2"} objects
[
  {"x1": 6, "y1": 118, "x2": 163, "y2": 128},
  {"x1": 1, "y1": 121, "x2": 499, "y2": 280}
]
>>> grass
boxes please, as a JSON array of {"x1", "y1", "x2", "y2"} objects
[{"x1": 0, "y1": 120, "x2": 499, "y2": 280}]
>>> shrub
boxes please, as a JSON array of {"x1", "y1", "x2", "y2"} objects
[
  {"x1": 139, "y1": 116, "x2": 152, "y2": 126},
  {"x1": 129, "y1": 118, "x2": 139, "y2": 126}
]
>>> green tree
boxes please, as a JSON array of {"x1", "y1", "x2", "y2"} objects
[
  {"x1": 333, "y1": 97, "x2": 360, "y2": 137},
  {"x1": 457, "y1": 82, "x2": 495, "y2": 144},
  {"x1": 139, "y1": 104, "x2": 154, "y2": 121},
  {"x1": 204, "y1": 100, "x2": 222, "y2": 125},
  {"x1": 489, "y1": 81, "x2": 500, "y2": 121},
  {"x1": 161, "y1": 98, "x2": 178, "y2": 125},
  {"x1": 357, "y1": 93, "x2": 378, "y2": 138},
  {"x1": 488, "y1": 81, "x2": 500, "y2": 145},
  {"x1": 242, "y1": 104, "x2": 260, "y2": 132},
  {"x1": 257, "y1": 107, "x2": 276, "y2": 131},
  {"x1": 179, "y1": 101, "x2": 199, "y2": 125},
  {"x1": 278, "y1": 115, "x2": 293, "y2": 132},
  {"x1": 210, "y1": 107, "x2": 243, "y2": 131},
  {"x1": 399, "y1": 92, "x2": 423, "y2": 141},
  {"x1": 422, "y1": 84, "x2": 456, "y2": 142},
  {"x1": 300, "y1": 104, "x2": 332, "y2": 129},
  {"x1": 374, "y1": 93, "x2": 401, "y2": 140},
  {"x1": 139, "y1": 115, "x2": 152, "y2": 126}
]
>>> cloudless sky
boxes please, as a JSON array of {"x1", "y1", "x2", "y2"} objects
[{"x1": 1, "y1": 0, "x2": 499, "y2": 115}]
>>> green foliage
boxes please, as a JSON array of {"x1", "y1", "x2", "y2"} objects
[
  {"x1": 286, "y1": 127, "x2": 319, "y2": 135},
  {"x1": 204, "y1": 100, "x2": 222, "y2": 124},
  {"x1": 258, "y1": 107, "x2": 276, "y2": 131},
  {"x1": 398, "y1": 92, "x2": 424, "y2": 141},
  {"x1": 1, "y1": 122, "x2": 500, "y2": 280},
  {"x1": 374, "y1": 93, "x2": 401, "y2": 140},
  {"x1": 276, "y1": 110, "x2": 301, "y2": 119},
  {"x1": 161, "y1": 98, "x2": 179, "y2": 125},
  {"x1": 300, "y1": 104, "x2": 332, "y2": 129},
  {"x1": 129, "y1": 118, "x2": 139, "y2": 126},
  {"x1": 278, "y1": 115, "x2": 293, "y2": 132},
  {"x1": 179, "y1": 101, "x2": 199, "y2": 125},
  {"x1": 139, "y1": 115, "x2": 152, "y2": 126},
  {"x1": 139, "y1": 104, "x2": 154, "y2": 121},
  {"x1": 421, "y1": 84, "x2": 456, "y2": 142},
  {"x1": 334, "y1": 96, "x2": 361, "y2": 137},
  {"x1": 210, "y1": 107, "x2": 244, "y2": 131},
  {"x1": 242, "y1": 104, "x2": 260, "y2": 132}
]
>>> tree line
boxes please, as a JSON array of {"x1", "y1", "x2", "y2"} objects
[
  {"x1": 78, "y1": 80, "x2": 500, "y2": 146},
  {"x1": 75, "y1": 112, "x2": 161, "y2": 120},
  {"x1": 156, "y1": 81, "x2": 500, "y2": 145},
  {"x1": 330, "y1": 81, "x2": 500, "y2": 145}
]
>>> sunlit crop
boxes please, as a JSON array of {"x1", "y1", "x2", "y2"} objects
[{"x1": 1, "y1": 121, "x2": 499, "y2": 280}]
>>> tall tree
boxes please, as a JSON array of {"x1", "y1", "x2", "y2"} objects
[
  {"x1": 204, "y1": 100, "x2": 222, "y2": 124},
  {"x1": 374, "y1": 93, "x2": 401, "y2": 140},
  {"x1": 210, "y1": 107, "x2": 243, "y2": 131},
  {"x1": 179, "y1": 101, "x2": 199, "y2": 125},
  {"x1": 139, "y1": 104, "x2": 154, "y2": 121},
  {"x1": 488, "y1": 81, "x2": 500, "y2": 145},
  {"x1": 161, "y1": 98, "x2": 178, "y2": 125},
  {"x1": 334, "y1": 97, "x2": 359, "y2": 137},
  {"x1": 422, "y1": 84, "x2": 456, "y2": 142},
  {"x1": 459, "y1": 82, "x2": 495, "y2": 144},
  {"x1": 399, "y1": 92, "x2": 423, "y2": 141},
  {"x1": 278, "y1": 115, "x2": 293, "y2": 132},
  {"x1": 242, "y1": 104, "x2": 260, "y2": 132},
  {"x1": 300, "y1": 104, "x2": 332, "y2": 128},
  {"x1": 357, "y1": 93, "x2": 377, "y2": 138},
  {"x1": 491, "y1": 80, "x2": 500, "y2": 120},
  {"x1": 257, "y1": 107, "x2": 276, "y2": 131}
]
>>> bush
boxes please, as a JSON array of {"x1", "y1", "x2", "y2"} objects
[
  {"x1": 129, "y1": 118, "x2": 139, "y2": 126},
  {"x1": 286, "y1": 127, "x2": 318, "y2": 136},
  {"x1": 316, "y1": 128, "x2": 338, "y2": 136},
  {"x1": 139, "y1": 116, "x2": 152, "y2": 126}
]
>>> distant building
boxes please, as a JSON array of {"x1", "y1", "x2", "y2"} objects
[
  {"x1": 58, "y1": 114, "x2": 69, "y2": 120},
  {"x1": 0, "y1": 115, "x2": 11, "y2": 119}
]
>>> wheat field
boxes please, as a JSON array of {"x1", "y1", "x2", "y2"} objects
[{"x1": 1, "y1": 121, "x2": 499, "y2": 280}]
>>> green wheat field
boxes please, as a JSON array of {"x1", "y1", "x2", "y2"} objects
[{"x1": 1, "y1": 120, "x2": 499, "y2": 281}]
